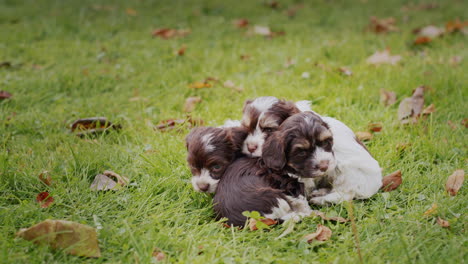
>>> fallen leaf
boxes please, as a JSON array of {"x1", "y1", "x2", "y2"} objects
[
  {"x1": 367, "y1": 49, "x2": 402, "y2": 65},
  {"x1": 240, "y1": 54, "x2": 251, "y2": 61},
  {"x1": 380, "y1": 89, "x2": 397, "y2": 106},
  {"x1": 445, "y1": 19, "x2": 468, "y2": 33},
  {"x1": 155, "y1": 117, "x2": 204, "y2": 132},
  {"x1": 184, "y1": 96, "x2": 202, "y2": 112},
  {"x1": 422, "y1": 103, "x2": 435, "y2": 115},
  {"x1": 367, "y1": 16, "x2": 399, "y2": 33},
  {"x1": 249, "y1": 218, "x2": 277, "y2": 231},
  {"x1": 90, "y1": 171, "x2": 128, "y2": 191},
  {"x1": 17, "y1": 220, "x2": 100, "y2": 258},
  {"x1": 355, "y1": 131, "x2": 373, "y2": 141},
  {"x1": 266, "y1": 1, "x2": 279, "y2": 9},
  {"x1": 125, "y1": 8, "x2": 137, "y2": 16},
  {"x1": 445, "y1": 169, "x2": 464, "y2": 196},
  {"x1": 396, "y1": 142, "x2": 411, "y2": 152},
  {"x1": 303, "y1": 224, "x2": 332, "y2": 242},
  {"x1": 0, "y1": 61, "x2": 12, "y2": 68},
  {"x1": 338, "y1": 67, "x2": 352, "y2": 76},
  {"x1": 152, "y1": 248, "x2": 166, "y2": 261},
  {"x1": 381, "y1": 170, "x2": 402, "y2": 192},
  {"x1": 253, "y1": 25, "x2": 271, "y2": 36},
  {"x1": 284, "y1": 4, "x2": 303, "y2": 18},
  {"x1": 39, "y1": 171, "x2": 52, "y2": 186},
  {"x1": 233, "y1": 19, "x2": 249, "y2": 28},
  {"x1": 398, "y1": 86, "x2": 425, "y2": 124},
  {"x1": 436, "y1": 217, "x2": 450, "y2": 228},
  {"x1": 176, "y1": 45, "x2": 187, "y2": 56},
  {"x1": 103, "y1": 170, "x2": 129, "y2": 186},
  {"x1": 0, "y1": 91, "x2": 12, "y2": 100},
  {"x1": 284, "y1": 58, "x2": 296, "y2": 68},
  {"x1": 368, "y1": 122, "x2": 383, "y2": 132},
  {"x1": 414, "y1": 36, "x2": 432, "y2": 45},
  {"x1": 152, "y1": 28, "x2": 191, "y2": 39},
  {"x1": 423, "y1": 203, "x2": 438, "y2": 216},
  {"x1": 414, "y1": 25, "x2": 445, "y2": 38},
  {"x1": 223, "y1": 80, "x2": 243, "y2": 92},
  {"x1": 462, "y1": 119, "x2": 468, "y2": 128},
  {"x1": 312, "y1": 211, "x2": 349, "y2": 223},
  {"x1": 204, "y1": 76, "x2": 219, "y2": 83},
  {"x1": 188, "y1": 82, "x2": 211, "y2": 89},
  {"x1": 70, "y1": 117, "x2": 121, "y2": 137},
  {"x1": 36, "y1": 192, "x2": 54, "y2": 208}
]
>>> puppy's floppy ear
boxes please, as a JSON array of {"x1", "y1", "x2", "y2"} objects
[
  {"x1": 242, "y1": 99, "x2": 253, "y2": 112},
  {"x1": 185, "y1": 127, "x2": 204, "y2": 150},
  {"x1": 262, "y1": 132, "x2": 286, "y2": 171},
  {"x1": 226, "y1": 127, "x2": 248, "y2": 151}
]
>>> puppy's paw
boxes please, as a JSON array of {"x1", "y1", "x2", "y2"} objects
[
  {"x1": 310, "y1": 196, "x2": 327, "y2": 205},
  {"x1": 310, "y1": 188, "x2": 331, "y2": 197}
]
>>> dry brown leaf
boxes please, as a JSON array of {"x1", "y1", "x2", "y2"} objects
[
  {"x1": 312, "y1": 210, "x2": 349, "y2": 223},
  {"x1": 266, "y1": 1, "x2": 279, "y2": 9},
  {"x1": 36, "y1": 192, "x2": 54, "y2": 208},
  {"x1": 39, "y1": 171, "x2": 52, "y2": 186},
  {"x1": 414, "y1": 25, "x2": 445, "y2": 38},
  {"x1": 233, "y1": 19, "x2": 249, "y2": 28},
  {"x1": 423, "y1": 203, "x2": 438, "y2": 216},
  {"x1": 70, "y1": 117, "x2": 121, "y2": 137},
  {"x1": 183, "y1": 96, "x2": 202, "y2": 112},
  {"x1": 103, "y1": 170, "x2": 129, "y2": 186},
  {"x1": 240, "y1": 54, "x2": 251, "y2": 61},
  {"x1": 436, "y1": 217, "x2": 450, "y2": 228},
  {"x1": 303, "y1": 224, "x2": 332, "y2": 243},
  {"x1": 223, "y1": 80, "x2": 243, "y2": 92},
  {"x1": 152, "y1": 28, "x2": 191, "y2": 39},
  {"x1": 398, "y1": 86, "x2": 425, "y2": 124},
  {"x1": 176, "y1": 45, "x2": 187, "y2": 56},
  {"x1": 422, "y1": 104, "x2": 436, "y2": 115},
  {"x1": 462, "y1": 119, "x2": 468, "y2": 128},
  {"x1": 152, "y1": 248, "x2": 166, "y2": 261},
  {"x1": 368, "y1": 16, "x2": 399, "y2": 33},
  {"x1": 445, "y1": 169, "x2": 464, "y2": 196},
  {"x1": 0, "y1": 91, "x2": 12, "y2": 100},
  {"x1": 188, "y1": 82, "x2": 211, "y2": 89},
  {"x1": 285, "y1": 4, "x2": 303, "y2": 17},
  {"x1": 249, "y1": 218, "x2": 277, "y2": 231},
  {"x1": 17, "y1": 220, "x2": 101, "y2": 258},
  {"x1": 338, "y1": 67, "x2": 353, "y2": 76},
  {"x1": 368, "y1": 122, "x2": 383, "y2": 132},
  {"x1": 380, "y1": 89, "x2": 397, "y2": 106},
  {"x1": 125, "y1": 8, "x2": 137, "y2": 16},
  {"x1": 414, "y1": 36, "x2": 432, "y2": 45},
  {"x1": 367, "y1": 49, "x2": 402, "y2": 65},
  {"x1": 355, "y1": 131, "x2": 373, "y2": 141},
  {"x1": 445, "y1": 19, "x2": 468, "y2": 33},
  {"x1": 381, "y1": 170, "x2": 402, "y2": 192},
  {"x1": 0, "y1": 61, "x2": 12, "y2": 68},
  {"x1": 155, "y1": 117, "x2": 204, "y2": 132}
]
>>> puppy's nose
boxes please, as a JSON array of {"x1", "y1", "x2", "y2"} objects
[
  {"x1": 198, "y1": 183, "x2": 210, "y2": 192},
  {"x1": 247, "y1": 143, "x2": 258, "y2": 153},
  {"x1": 318, "y1": 160, "x2": 329, "y2": 172}
]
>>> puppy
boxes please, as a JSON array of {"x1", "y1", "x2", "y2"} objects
[
  {"x1": 185, "y1": 126, "x2": 247, "y2": 193},
  {"x1": 213, "y1": 157, "x2": 312, "y2": 226},
  {"x1": 263, "y1": 112, "x2": 382, "y2": 205},
  {"x1": 241, "y1": 96, "x2": 310, "y2": 157}
]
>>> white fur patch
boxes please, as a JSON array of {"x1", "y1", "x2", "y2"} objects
[
  {"x1": 250, "y1": 96, "x2": 278, "y2": 112},
  {"x1": 264, "y1": 198, "x2": 293, "y2": 219},
  {"x1": 191, "y1": 168, "x2": 219, "y2": 193},
  {"x1": 201, "y1": 133, "x2": 215, "y2": 152},
  {"x1": 314, "y1": 147, "x2": 336, "y2": 174},
  {"x1": 295, "y1": 100, "x2": 312, "y2": 112},
  {"x1": 242, "y1": 128, "x2": 264, "y2": 157},
  {"x1": 219, "y1": 119, "x2": 241, "y2": 128}
]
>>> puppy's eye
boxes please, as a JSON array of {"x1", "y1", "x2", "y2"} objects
[
  {"x1": 297, "y1": 151, "x2": 307, "y2": 157},
  {"x1": 263, "y1": 127, "x2": 274, "y2": 133},
  {"x1": 211, "y1": 164, "x2": 222, "y2": 172}
]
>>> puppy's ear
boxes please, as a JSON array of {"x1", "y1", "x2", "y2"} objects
[
  {"x1": 185, "y1": 127, "x2": 204, "y2": 150},
  {"x1": 226, "y1": 127, "x2": 248, "y2": 151},
  {"x1": 262, "y1": 132, "x2": 286, "y2": 171},
  {"x1": 242, "y1": 99, "x2": 253, "y2": 112}
]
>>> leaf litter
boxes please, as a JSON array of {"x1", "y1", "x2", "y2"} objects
[
  {"x1": 381, "y1": 170, "x2": 402, "y2": 192},
  {"x1": 445, "y1": 169, "x2": 464, "y2": 196},
  {"x1": 303, "y1": 224, "x2": 332, "y2": 243},
  {"x1": 90, "y1": 170, "x2": 129, "y2": 191}
]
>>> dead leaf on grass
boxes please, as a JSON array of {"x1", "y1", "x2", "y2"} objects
[
  {"x1": 70, "y1": 117, "x2": 121, "y2": 137},
  {"x1": 436, "y1": 217, "x2": 450, "y2": 228},
  {"x1": 0, "y1": 62, "x2": 12, "y2": 68},
  {"x1": 303, "y1": 224, "x2": 332, "y2": 242},
  {"x1": 413, "y1": 25, "x2": 445, "y2": 38},
  {"x1": 176, "y1": 45, "x2": 187, "y2": 56},
  {"x1": 36, "y1": 192, "x2": 54, "y2": 208},
  {"x1": 0, "y1": 91, "x2": 12, "y2": 100},
  {"x1": 152, "y1": 28, "x2": 191, "y2": 39},
  {"x1": 398, "y1": 86, "x2": 425, "y2": 124},
  {"x1": 380, "y1": 89, "x2": 397, "y2": 106},
  {"x1": 381, "y1": 170, "x2": 402, "y2": 192},
  {"x1": 249, "y1": 218, "x2": 277, "y2": 231},
  {"x1": 184, "y1": 96, "x2": 202, "y2": 112},
  {"x1": 233, "y1": 19, "x2": 249, "y2": 28},
  {"x1": 312, "y1": 210, "x2": 349, "y2": 223},
  {"x1": 423, "y1": 203, "x2": 438, "y2": 216},
  {"x1": 90, "y1": 170, "x2": 128, "y2": 191},
  {"x1": 422, "y1": 103, "x2": 435, "y2": 115},
  {"x1": 445, "y1": 19, "x2": 468, "y2": 34},
  {"x1": 338, "y1": 67, "x2": 352, "y2": 76},
  {"x1": 17, "y1": 220, "x2": 101, "y2": 258},
  {"x1": 445, "y1": 169, "x2": 464, "y2": 196},
  {"x1": 462, "y1": 119, "x2": 468, "y2": 128},
  {"x1": 368, "y1": 122, "x2": 383, "y2": 132},
  {"x1": 223, "y1": 80, "x2": 243, "y2": 92},
  {"x1": 367, "y1": 16, "x2": 399, "y2": 33},
  {"x1": 39, "y1": 171, "x2": 52, "y2": 186},
  {"x1": 240, "y1": 54, "x2": 251, "y2": 61},
  {"x1": 355, "y1": 131, "x2": 373, "y2": 141},
  {"x1": 367, "y1": 49, "x2": 402, "y2": 65},
  {"x1": 155, "y1": 117, "x2": 204, "y2": 132},
  {"x1": 152, "y1": 248, "x2": 166, "y2": 261},
  {"x1": 266, "y1": 1, "x2": 279, "y2": 9},
  {"x1": 414, "y1": 36, "x2": 433, "y2": 45},
  {"x1": 188, "y1": 81, "x2": 211, "y2": 89}
]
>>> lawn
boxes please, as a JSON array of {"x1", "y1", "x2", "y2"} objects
[{"x1": 0, "y1": 0, "x2": 467, "y2": 263}]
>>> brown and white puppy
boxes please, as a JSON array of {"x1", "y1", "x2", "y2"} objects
[
  {"x1": 213, "y1": 157, "x2": 311, "y2": 226},
  {"x1": 262, "y1": 112, "x2": 382, "y2": 205},
  {"x1": 185, "y1": 126, "x2": 247, "y2": 193},
  {"x1": 241, "y1": 96, "x2": 304, "y2": 157}
]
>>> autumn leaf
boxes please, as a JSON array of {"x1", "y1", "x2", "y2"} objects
[
  {"x1": 249, "y1": 218, "x2": 277, "y2": 231},
  {"x1": 70, "y1": 117, "x2": 121, "y2": 137},
  {"x1": 445, "y1": 19, "x2": 468, "y2": 33},
  {"x1": 188, "y1": 81, "x2": 211, "y2": 89},
  {"x1": 90, "y1": 171, "x2": 128, "y2": 191},
  {"x1": 462, "y1": 119, "x2": 468, "y2": 128},
  {"x1": 368, "y1": 122, "x2": 383, "y2": 132},
  {"x1": 381, "y1": 170, "x2": 402, "y2": 192},
  {"x1": 422, "y1": 104, "x2": 435, "y2": 115},
  {"x1": 152, "y1": 28, "x2": 191, "y2": 39},
  {"x1": 414, "y1": 36, "x2": 432, "y2": 45},
  {"x1": 445, "y1": 169, "x2": 464, "y2": 196},
  {"x1": 223, "y1": 80, "x2": 243, "y2": 92},
  {"x1": 413, "y1": 25, "x2": 445, "y2": 38},
  {"x1": 367, "y1": 16, "x2": 399, "y2": 33},
  {"x1": 176, "y1": 45, "x2": 187, "y2": 56},
  {"x1": 266, "y1": 1, "x2": 279, "y2": 9},
  {"x1": 337, "y1": 67, "x2": 352, "y2": 76},
  {"x1": 303, "y1": 224, "x2": 332, "y2": 243},
  {"x1": 184, "y1": 96, "x2": 202, "y2": 112},
  {"x1": 436, "y1": 217, "x2": 450, "y2": 228},
  {"x1": 0, "y1": 90, "x2": 12, "y2": 100},
  {"x1": 423, "y1": 203, "x2": 438, "y2": 216},
  {"x1": 152, "y1": 248, "x2": 166, "y2": 261},
  {"x1": 355, "y1": 131, "x2": 373, "y2": 141},
  {"x1": 240, "y1": 54, "x2": 251, "y2": 61},
  {"x1": 17, "y1": 220, "x2": 101, "y2": 258},
  {"x1": 233, "y1": 19, "x2": 249, "y2": 28},
  {"x1": 0, "y1": 61, "x2": 12, "y2": 68},
  {"x1": 367, "y1": 49, "x2": 402, "y2": 65},
  {"x1": 312, "y1": 210, "x2": 349, "y2": 223},
  {"x1": 380, "y1": 89, "x2": 397, "y2": 106},
  {"x1": 284, "y1": 4, "x2": 303, "y2": 18},
  {"x1": 398, "y1": 86, "x2": 425, "y2": 124},
  {"x1": 36, "y1": 192, "x2": 54, "y2": 208},
  {"x1": 155, "y1": 117, "x2": 204, "y2": 132},
  {"x1": 39, "y1": 171, "x2": 52, "y2": 186}
]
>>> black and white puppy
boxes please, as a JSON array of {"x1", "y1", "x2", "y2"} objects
[
  {"x1": 241, "y1": 96, "x2": 310, "y2": 157},
  {"x1": 185, "y1": 126, "x2": 247, "y2": 193},
  {"x1": 263, "y1": 112, "x2": 382, "y2": 205},
  {"x1": 213, "y1": 157, "x2": 311, "y2": 226}
]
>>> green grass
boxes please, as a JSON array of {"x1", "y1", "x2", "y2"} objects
[{"x1": 1, "y1": 0, "x2": 467, "y2": 263}]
